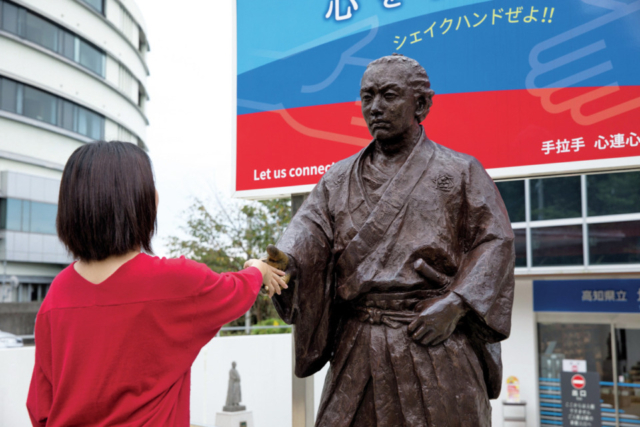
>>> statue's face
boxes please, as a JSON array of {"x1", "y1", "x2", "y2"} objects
[{"x1": 360, "y1": 62, "x2": 418, "y2": 144}]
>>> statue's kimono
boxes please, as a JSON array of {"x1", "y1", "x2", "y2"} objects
[{"x1": 273, "y1": 130, "x2": 515, "y2": 427}]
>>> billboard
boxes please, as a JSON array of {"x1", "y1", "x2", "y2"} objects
[{"x1": 235, "y1": 0, "x2": 640, "y2": 198}]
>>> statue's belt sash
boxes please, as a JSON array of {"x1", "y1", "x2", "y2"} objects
[{"x1": 350, "y1": 287, "x2": 450, "y2": 328}]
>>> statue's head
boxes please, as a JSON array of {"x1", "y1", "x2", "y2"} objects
[
  {"x1": 360, "y1": 54, "x2": 435, "y2": 143},
  {"x1": 232, "y1": 361, "x2": 237, "y2": 368}
]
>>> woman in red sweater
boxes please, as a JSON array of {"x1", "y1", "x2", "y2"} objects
[{"x1": 26, "y1": 142, "x2": 286, "y2": 427}]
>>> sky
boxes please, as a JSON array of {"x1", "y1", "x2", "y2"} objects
[{"x1": 135, "y1": 0, "x2": 237, "y2": 256}]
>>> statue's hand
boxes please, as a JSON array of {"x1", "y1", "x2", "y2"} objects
[
  {"x1": 407, "y1": 292, "x2": 468, "y2": 346},
  {"x1": 263, "y1": 245, "x2": 291, "y2": 285},
  {"x1": 243, "y1": 259, "x2": 287, "y2": 298}
]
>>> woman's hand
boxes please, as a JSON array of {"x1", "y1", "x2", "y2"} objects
[{"x1": 244, "y1": 259, "x2": 288, "y2": 298}]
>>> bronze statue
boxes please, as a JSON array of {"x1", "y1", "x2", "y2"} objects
[
  {"x1": 266, "y1": 54, "x2": 515, "y2": 426},
  {"x1": 223, "y1": 361, "x2": 245, "y2": 412}
]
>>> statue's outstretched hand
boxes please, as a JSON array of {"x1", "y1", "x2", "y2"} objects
[
  {"x1": 407, "y1": 292, "x2": 468, "y2": 346},
  {"x1": 244, "y1": 259, "x2": 288, "y2": 298},
  {"x1": 263, "y1": 245, "x2": 291, "y2": 285}
]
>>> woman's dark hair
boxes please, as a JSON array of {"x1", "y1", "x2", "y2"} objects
[{"x1": 57, "y1": 141, "x2": 156, "y2": 261}]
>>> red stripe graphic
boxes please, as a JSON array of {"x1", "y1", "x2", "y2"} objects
[{"x1": 237, "y1": 86, "x2": 640, "y2": 192}]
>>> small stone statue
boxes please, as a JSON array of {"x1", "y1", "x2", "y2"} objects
[{"x1": 223, "y1": 361, "x2": 245, "y2": 412}]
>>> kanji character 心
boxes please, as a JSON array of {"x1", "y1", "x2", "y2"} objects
[
  {"x1": 325, "y1": 0, "x2": 359, "y2": 21},
  {"x1": 595, "y1": 136, "x2": 609, "y2": 150}
]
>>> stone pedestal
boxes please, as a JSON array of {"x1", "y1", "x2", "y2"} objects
[{"x1": 214, "y1": 410, "x2": 254, "y2": 427}]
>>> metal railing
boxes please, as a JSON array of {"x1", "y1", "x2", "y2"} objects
[{"x1": 217, "y1": 324, "x2": 291, "y2": 336}]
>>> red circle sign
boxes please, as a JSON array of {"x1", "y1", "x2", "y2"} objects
[{"x1": 571, "y1": 374, "x2": 586, "y2": 389}]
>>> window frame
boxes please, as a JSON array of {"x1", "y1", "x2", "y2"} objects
[
  {"x1": 0, "y1": 197, "x2": 58, "y2": 235},
  {"x1": 0, "y1": 0, "x2": 106, "y2": 77},
  {"x1": 0, "y1": 76, "x2": 105, "y2": 140},
  {"x1": 496, "y1": 171, "x2": 640, "y2": 274}
]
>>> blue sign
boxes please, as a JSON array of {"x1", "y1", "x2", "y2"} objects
[{"x1": 534, "y1": 280, "x2": 640, "y2": 313}]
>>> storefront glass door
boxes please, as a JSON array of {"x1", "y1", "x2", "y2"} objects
[
  {"x1": 538, "y1": 323, "x2": 615, "y2": 425},
  {"x1": 615, "y1": 327, "x2": 640, "y2": 426}
]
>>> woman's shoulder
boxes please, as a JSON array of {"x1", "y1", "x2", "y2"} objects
[{"x1": 139, "y1": 254, "x2": 217, "y2": 286}]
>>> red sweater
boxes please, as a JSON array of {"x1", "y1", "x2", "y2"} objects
[{"x1": 26, "y1": 254, "x2": 262, "y2": 427}]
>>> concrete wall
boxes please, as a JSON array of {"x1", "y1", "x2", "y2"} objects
[
  {"x1": 0, "y1": 347, "x2": 34, "y2": 427},
  {"x1": 0, "y1": 334, "x2": 326, "y2": 427},
  {"x1": 0, "y1": 283, "x2": 538, "y2": 427},
  {"x1": 491, "y1": 279, "x2": 539, "y2": 427},
  {"x1": 0, "y1": 302, "x2": 39, "y2": 335}
]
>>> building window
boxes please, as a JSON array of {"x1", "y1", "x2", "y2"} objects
[
  {"x1": 587, "y1": 171, "x2": 640, "y2": 217},
  {"x1": 496, "y1": 170, "x2": 640, "y2": 270},
  {"x1": 0, "y1": 0, "x2": 106, "y2": 76},
  {"x1": 530, "y1": 176, "x2": 582, "y2": 221},
  {"x1": 588, "y1": 221, "x2": 640, "y2": 265},
  {"x1": 531, "y1": 225, "x2": 584, "y2": 267},
  {"x1": 0, "y1": 198, "x2": 57, "y2": 235},
  {"x1": 514, "y1": 229, "x2": 527, "y2": 268},
  {"x1": 0, "y1": 76, "x2": 105, "y2": 140},
  {"x1": 23, "y1": 86, "x2": 57, "y2": 125},
  {"x1": 81, "y1": 0, "x2": 104, "y2": 15},
  {"x1": 495, "y1": 180, "x2": 525, "y2": 223}
]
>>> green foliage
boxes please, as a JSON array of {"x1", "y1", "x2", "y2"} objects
[
  {"x1": 250, "y1": 318, "x2": 292, "y2": 335},
  {"x1": 167, "y1": 196, "x2": 291, "y2": 331}
]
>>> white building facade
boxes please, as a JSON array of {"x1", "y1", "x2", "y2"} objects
[{"x1": 0, "y1": 0, "x2": 149, "y2": 314}]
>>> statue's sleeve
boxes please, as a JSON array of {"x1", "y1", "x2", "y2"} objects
[
  {"x1": 450, "y1": 158, "x2": 515, "y2": 343},
  {"x1": 272, "y1": 178, "x2": 338, "y2": 377}
]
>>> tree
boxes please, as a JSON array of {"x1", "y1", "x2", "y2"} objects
[{"x1": 166, "y1": 196, "x2": 291, "y2": 331}]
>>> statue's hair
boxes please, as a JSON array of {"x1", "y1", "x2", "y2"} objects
[{"x1": 366, "y1": 53, "x2": 435, "y2": 122}]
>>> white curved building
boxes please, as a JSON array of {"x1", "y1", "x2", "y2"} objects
[{"x1": 0, "y1": 0, "x2": 149, "y2": 318}]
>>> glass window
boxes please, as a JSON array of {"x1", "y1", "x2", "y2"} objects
[
  {"x1": 24, "y1": 11, "x2": 59, "y2": 52},
  {"x1": 23, "y1": 86, "x2": 57, "y2": 125},
  {"x1": 0, "y1": 199, "x2": 57, "y2": 234},
  {"x1": 1, "y1": 77, "x2": 104, "y2": 138},
  {"x1": 531, "y1": 225, "x2": 583, "y2": 266},
  {"x1": 538, "y1": 323, "x2": 614, "y2": 409},
  {"x1": 1, "y1": 1, "x2": 22, "y2": 35},
  {"x1": 587, "y1": 171, "x2": 640, "y2": 217},
  {"x1": 21, "y1": 200, "x2": 31, "y2": 232},
  {"x1": 615, "y1": 328, "x2": 640, "y2": 421},
  {"x1": 589, "y1": 221, "x2": 640, "y2": 265},
  {"x1": 82, "y1": 0, "x2": 104, "y2": 14},
  {"x1": 59, "y1": 100, "x2": 75, "y2": 132},
  {"x1": 495, "y1": 180, "x2": 525, "y2": 223},
  {"x1": 30, "y1": 201, "x2": 57, "y2": 234},
  {"x1": 0, "y1": 78, "x2": 19, "y2": 113},
  {"x1": 60, "y1": 30, "x2": 75, "y2": 61},
  {"x1": 76, "y1": 106, "x2": 104, "y2": 140},
  {"x1": 78, "y1": 39, "x2": 104, "y2": 76},
  {"x1": 530, "y1": 176, "x2": 581, "y2": 221},
  {"x1": 2, "y1": 2, "x2": 105, "y2": 77},
  {"x1": 514, "y1": 229, "x2": 527, "y2": 267},
  {"x1": 0, "y1": 198, "x2": 22, "y2": 231}
]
